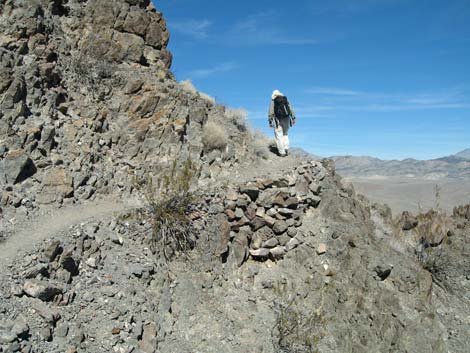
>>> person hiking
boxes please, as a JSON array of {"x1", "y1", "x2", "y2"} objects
[{"x1": 268, "y1": 90, "x2": 296, "y2": 157}]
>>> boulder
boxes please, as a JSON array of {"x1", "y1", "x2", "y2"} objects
[
  {"x1": 43, "y1": 240, "x2": 62, "y2": 262},
  {"x1": 23, "y1": 280, "x2": 62, "y2": 301},
  {"x1": 37, "y1": 168, "x2": 74, "y2": 204},
  {"x1": 229, "y1": 232, "x2": 249, "y2": 267},
  {"x1": 2, "y1": 150, "x2": 36, "y2": 184}
]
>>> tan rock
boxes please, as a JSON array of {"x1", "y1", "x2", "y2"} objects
[
  {"x1": 317, "y1": 243, "x2": 327, "y2": 255},
  {"x1": 37, "y1": 168, "x2": 74, "y2": 204}
]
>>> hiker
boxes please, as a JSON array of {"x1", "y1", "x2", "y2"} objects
[{"x1": 269, "y1": 90, "x2": 296, "y2": 157}]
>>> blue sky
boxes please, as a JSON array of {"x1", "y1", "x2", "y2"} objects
[{"x1": 154, "y1": 0, "x2": 470, "y2": 160}]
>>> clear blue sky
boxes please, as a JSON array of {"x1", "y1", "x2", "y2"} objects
[{"x1": 154, "y1": 0, "x2": 470, "y2": 160}]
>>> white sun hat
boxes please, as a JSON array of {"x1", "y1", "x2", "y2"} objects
[{"x1": 271, "y1": 89, "x2": 284, "y2": 100}]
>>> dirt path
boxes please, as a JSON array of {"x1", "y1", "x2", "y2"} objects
[
  {"x1": 0, "y1": 152, "x2": 313, "y2": 268},
  {"x1": 0, "y1": 198, "x2": 137, "y2": 267},
  {"x1": 236, "y1": 151, "x2": 312, "y2": 184}
]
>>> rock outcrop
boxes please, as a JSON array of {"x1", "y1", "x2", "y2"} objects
[{"x1": 0, "y1": 0, "x2": 259, "y2": 215}]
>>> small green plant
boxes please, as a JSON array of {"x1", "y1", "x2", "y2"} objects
[{"x1": 135, "y1": 159, "x2": 200, "y2": 261}]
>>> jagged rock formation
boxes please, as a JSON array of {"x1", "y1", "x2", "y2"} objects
[
  {"x1": 1, "y1": 1, "x2": 469, "y2": 353},
  {"x1": 0, "y1": 0, "x2": 258, "y2": 214}
]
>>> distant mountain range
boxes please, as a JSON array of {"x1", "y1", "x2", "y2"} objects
[{"x1": 331, "y1": 149, "x2": 470, "y2": 179}]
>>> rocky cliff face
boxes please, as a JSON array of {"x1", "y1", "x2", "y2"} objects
[
  {"x1": 0, "y1": 0, "x2": 257, "y2": 212},
  {"x1": 1, "y1": 1, "x2": 469, "y2": 353}
]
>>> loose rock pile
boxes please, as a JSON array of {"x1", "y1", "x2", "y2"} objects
[
  {"x1": 223, "y1": 161, "x2": 327, "y2": 266},
  {"x1": 0, "y1": 216, "x2": 172, "y2": 353}
]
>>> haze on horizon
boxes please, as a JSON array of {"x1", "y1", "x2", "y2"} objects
[{"x1": 155, "y1": 0, "x2": 470, "y2": 160}]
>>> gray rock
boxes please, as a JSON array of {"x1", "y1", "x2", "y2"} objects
[
  {"x1": 286, "y1": 238, "x2": 300, "y2": 251},
  {"x1": 39, "y1": 326, "x2": 52, "y2": 342},
  {"x1": 109, "y1": 233, "x2": 123, "y2": 245},
  {"x1": 309, "y1": 182, "x2": 322, "y2": 195},
  {"x1": 234, "y1": 207, "x2": 244, "y2": 219},
  {"x1": 277, "y1": 234, "x2": 291, "y2": 246},
  {"x1": 60, "y1": 251, "x2": 79, "y2": 276},
  {"x1": 68, "y1": 325, "x2": 85, "y2": 345},
  {"x1": 139, "y1": 322, "x2": 157, "y2": 353},
  {"x1": 0, "y1": 332, "x2": 16, "y2": 345},
  {"x1": 249, "y1": 248, "x2": 270, "y2": 259},
  {"x1": 23, "y1": 280, "x2": 62, "y2": 301},
  {"x1": 273, "y1": 220, "x2": 288, "y2": 235},
  {"x1": 55, "y1": 323, "x2": 69, "y2": 338},
  {"x1": 262, "y1": 237, "x2": 279, "y2": 248},
  {"x1": 278, "y1": 208, "x2": 294, "y2": 217},
  {"x1": 24, "y1": 263, "x2": 49, "y2": 279},
  {"x1": 250, "y1": 216, "x2": 266, "y2": 231},
  {"x1": 229, "y1": 232, "x2": 249, "y2": 267},
  {"x1": 2, "y1": 150, "x2": 36, "y2": 184},
  {"x1": 11, "y1": 318, "x2": 29, "y2": 338},
  {"x1": 287, "y1": 226, "x2": 298, "y2": 237},
  {"x1": 270, "y1": 246, "x2": 286, "y2": 259},
  {"x1": 207, "y1": 202, "x2": 224, "y2": 215}
]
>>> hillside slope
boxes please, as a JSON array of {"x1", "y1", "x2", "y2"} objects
[{"x1": 333, "y1": 150, "x2": 470, "y2": 179}]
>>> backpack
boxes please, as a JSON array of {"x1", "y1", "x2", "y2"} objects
[{"x1": 274, "y1": 95, "x2": 291, "y2": 119}]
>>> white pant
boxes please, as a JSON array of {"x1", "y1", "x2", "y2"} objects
[{"x1": 274, "y1": 117, "x2": 290, "y2": 156}]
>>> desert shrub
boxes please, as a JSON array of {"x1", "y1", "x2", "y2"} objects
[
  {"x1": 179, "y1": 80, "x2": 215, "y2": 104},
  {"x1": 251, "y1": 130, "x2": 272, "y2": 160},
  {"x1": 202, "y1": 121, "x2": 227, "y2": 152},
  {"x1": 225, "y1": 108, "x2": 247, "y2": 132},
  {"x1": 272, "y1": 281, "x2": 326, "y2": 353},
  {"x1": 65, "y1": 52, "x2": 118, "y2": 101},
  {"x1": 134, "y1": 159, "x2": 199, "y2": 261}
]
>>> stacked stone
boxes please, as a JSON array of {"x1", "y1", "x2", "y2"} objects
[{"x1": 224, "y1": 161, "x2": 327, "y2": 265}]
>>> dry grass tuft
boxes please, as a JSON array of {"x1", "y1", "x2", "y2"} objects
[
  {"x1": 179, "y1": 80, "x2": 215, "y2": 104},
  {"x1": 225, "y1": 108, "x2": 247, "y2": 131},
  {"x1": 251, "y1": 129, "x2": 272, "y2": 160},
  {"x1": 202, "y1": 121, "x2": 228, "y2": 152}
]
